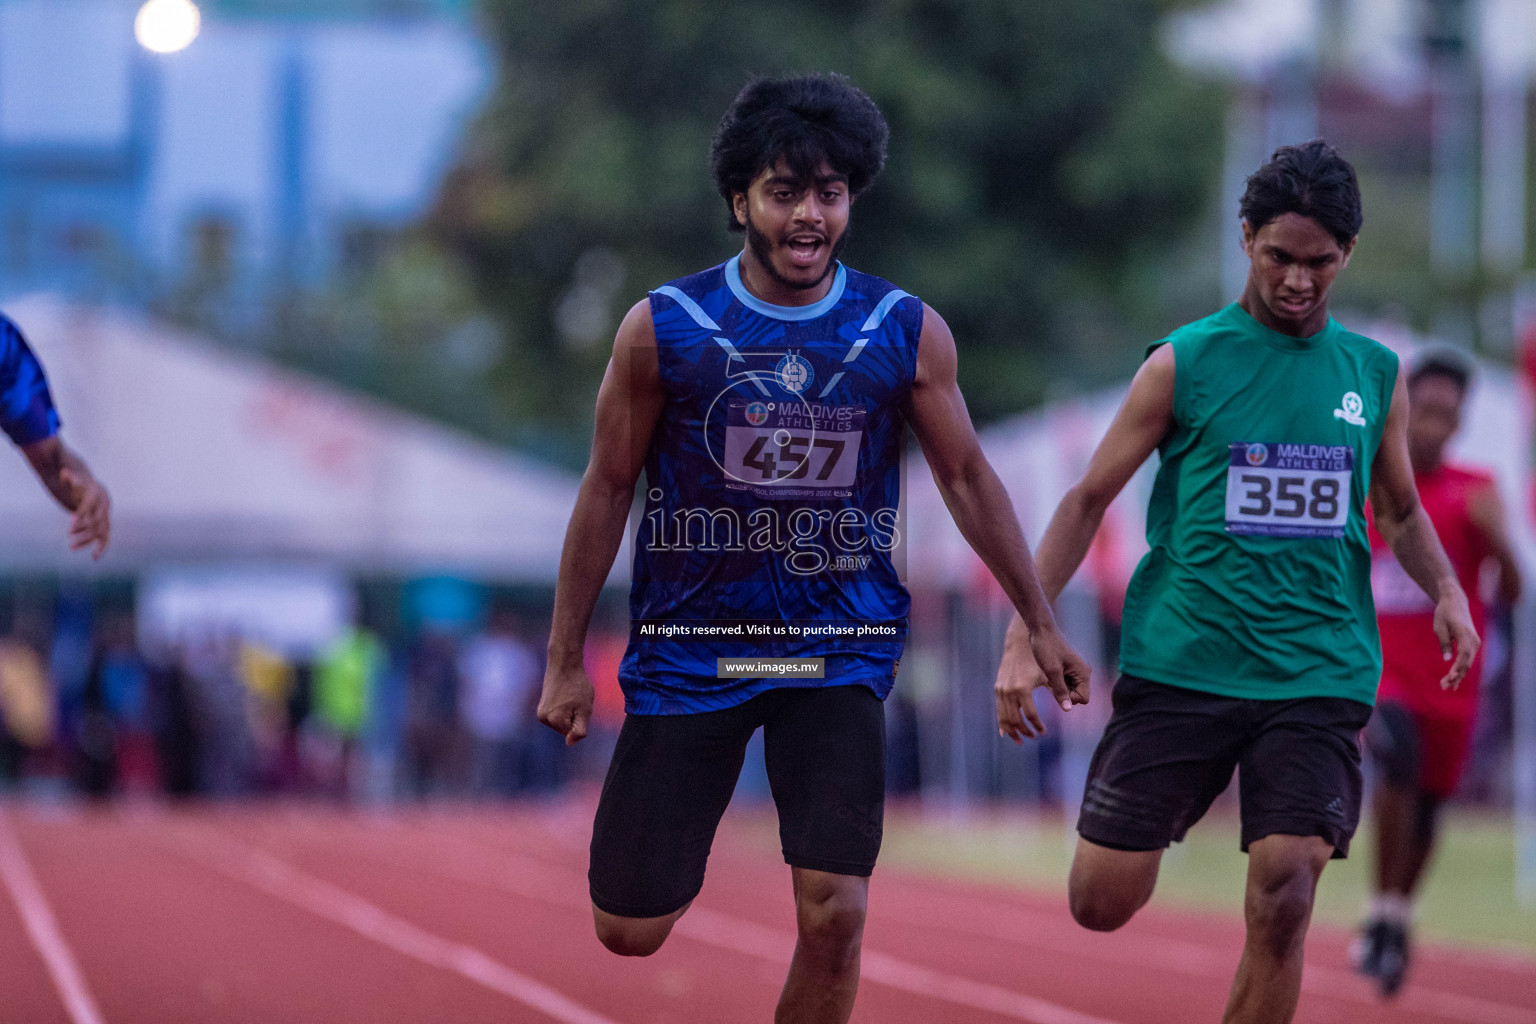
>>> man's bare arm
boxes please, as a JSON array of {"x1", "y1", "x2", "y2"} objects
[
  {"x1": 993, "y1": 343, "x2": 1173, "y2": 732},
  {"x1": 538, "y1": 299, "x2": 664, "y2": 744},
  {"x1": 1467, "y1": 483, "x2": 1523, "y2": 605},
  {"x1": 906, "y1": 305, "x2": 1090, "y2": 741},
  {"x1": 21, "y1": 435, "x2": 110, "y2": 558},
  {"x1": 1036, "y1": 344, "x2": 1174, "y2": 603},
  {"x1": 1369, "y1": 367, "x2": 1478, "y2": 687}
]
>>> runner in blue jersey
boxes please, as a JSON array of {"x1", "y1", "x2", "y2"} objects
[
  {"x1": 0, "y1": 314, "x2": 110, "y2": 557},
  {"x1": 537, "y1": 74, "x2": 1089, "y2": 1023}
]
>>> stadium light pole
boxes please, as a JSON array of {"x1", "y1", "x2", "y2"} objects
[
  {"x1": 1424, "y1": 0, "x2": 1478, "y2": 348},
  {"x1": 135, "y1": 0, "x2": 201, "y2": 55}
]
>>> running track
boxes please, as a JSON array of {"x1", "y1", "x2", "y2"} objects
[{"x1": 1, "y1": 800, "x2": 1533, "y2": 1023}]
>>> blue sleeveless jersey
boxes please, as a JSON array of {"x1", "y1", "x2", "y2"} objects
[
  {"x1": 620, "y1": 255, "x2": 922, "y2": 714},
  {"x1": 0, "y1": 316, "x2": 60, "y2": 447}
]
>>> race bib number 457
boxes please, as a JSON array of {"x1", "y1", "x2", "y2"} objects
[
  {"x1": 1225, "y1": 442, "x2": 1352, "y2": 539},
  {"x1": 723, "y1": 401, "x2": 864, "y2": 499}
]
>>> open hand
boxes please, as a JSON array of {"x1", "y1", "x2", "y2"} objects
[
  {"x1": 62, "y1": 468, "x2": 110, "y2": 559},
  {"x1": 993, "y1": 624, "x2": 1090, "y2": 743},
  {"x1": 1433, "y1": 587, "x2": 1479, "y2": 690}
]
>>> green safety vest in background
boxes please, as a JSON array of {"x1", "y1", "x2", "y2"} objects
[{"x1": 1119, "y1": 303, "x2": 1399, "y2": 706}]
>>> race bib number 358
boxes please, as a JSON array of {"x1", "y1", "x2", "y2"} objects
[{"x1": 1225, "y1": 442, "x2": 1352, "y2": 539}]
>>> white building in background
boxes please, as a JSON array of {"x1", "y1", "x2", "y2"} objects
[
  {"x1": 0, "y1": 0, "x2": 489, "y2": 315},
  {"x1": 1165, "y1": 0, "x2": 1536, "y2": 347},
  {"x1": 1167, "y1": 0, "x2": 1536, "y2": 93},
  {"x1": 0, "y1": 294, "x2": 578, "y2": 580}
]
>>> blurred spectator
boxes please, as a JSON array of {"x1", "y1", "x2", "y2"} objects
[
  {"x1": 360, "y1": 648, "x2": 409, "y2": 804},
  {"x1": 50, "y1": 594, "x2": 93, "y2": 777},
  {"x1": 92, "y1": 615, "x2": 155, "y2": 796},
  {"x1": 147, "y1": 647, "x2": 200, "y2": 798},
  {"x1": 0, "y1": 635, "x2": 52, "y2": 786},
  {"x1": 457, "y1": 608, "x2": 539, "y2": 798},
  {"x1": 239, "y1": 640, "x2": 296, "y2": 792},
  {"x1": 184, "y1": 632, "x2": 253, "y2": 798},
  {"x1": 885, "y1": 691, "x2": 921, "y2": 797},
  {"x1": 580, "y1": 629, "x2": 627, "y2": 781},
  {"x1": 403, "y1": 629, "x2": 462, "y2": 798},
  {"x1": 311, "y1": 623, "x2": 385, "y2": 799}
]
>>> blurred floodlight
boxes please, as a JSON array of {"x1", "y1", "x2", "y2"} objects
[
  {"x1": 135, "y1": 0, "x2": 200, "y2": 54},
  {"x1": 1164, "y1": 0, "x2": 1317, "y2": 81},
  {"x1": 1482, "y1": 0, "x2": 1536, "y2": 84}
]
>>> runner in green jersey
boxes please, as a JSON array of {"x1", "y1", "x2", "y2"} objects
[{"x1": 995, "y1": 141, "x2": 1479, "y2": 1024}]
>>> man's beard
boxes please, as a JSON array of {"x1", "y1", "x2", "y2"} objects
[{"x1": 744, "y1": 213, "x2": 849, "y2": 292}]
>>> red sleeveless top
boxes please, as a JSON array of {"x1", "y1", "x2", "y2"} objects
[{"x1": 1367, "y1": 463, "x2": 1493, "y2": 718}]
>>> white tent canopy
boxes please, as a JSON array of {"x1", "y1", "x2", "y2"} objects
[{"x1": 0, "y1": 296, "x2": 578, "y2": 580}]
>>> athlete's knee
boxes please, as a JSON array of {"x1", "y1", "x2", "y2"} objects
[
  {"x1": 593, "y1": 905, "x2": 681, "y2": 957},
  {"x1": 1245, "y1": 878, "x2": 1315, "y2": 957},
  {"x1": 793, "y1": 872, "x2": 868, "y2": 957},
  {"x1": 1244, "y1": 845, "x2": 1327, "y2": 957}
]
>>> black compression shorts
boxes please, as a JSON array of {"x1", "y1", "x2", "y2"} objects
[{"x1": 589, "y1": 684, "x2": 886, "y2": 919}]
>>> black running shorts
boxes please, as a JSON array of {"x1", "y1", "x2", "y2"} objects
[
  {"x1": 1077, "y1": 674, "x2": 1372, "y2": 858},
  {"x1": 589, "y1": 684, "x2": 886, "y2": 919}
]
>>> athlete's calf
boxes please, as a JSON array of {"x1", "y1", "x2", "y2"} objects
[{"x1": 777, "y1": 869, "x2": 869, "y2": 1024}]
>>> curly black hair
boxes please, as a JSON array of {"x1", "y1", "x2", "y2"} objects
[
  {"x1": 1240, "y1": 140, "x2": 1363, "y2": 246},
  {"x1": 709, "y1": 74, "x2": 889, "y2": 233}
]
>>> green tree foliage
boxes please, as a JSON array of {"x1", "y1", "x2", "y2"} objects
[{"x1": 433, "y1": 0, "x2": 1225, "y2": 435}]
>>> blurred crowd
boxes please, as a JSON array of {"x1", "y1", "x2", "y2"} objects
[
  {"x1": 0, "y1": 602, "x2": 625, "y2": 803},
  {"x1": 0, "y1": 592, "x2": 1516, "y2": 810}
]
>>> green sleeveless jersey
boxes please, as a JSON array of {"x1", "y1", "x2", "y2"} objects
[{"x1": 1119, "y1": 303, "x2": 1399, "y2": 706}]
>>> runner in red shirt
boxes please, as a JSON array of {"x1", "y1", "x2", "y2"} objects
[{"x1": 1354, "y1": 348, "x2": 1523, "y2": 996}]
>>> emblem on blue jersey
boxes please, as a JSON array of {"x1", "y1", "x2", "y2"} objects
[
  {"x1": 745, "y1": 401, "x2": 770, "y2": 426},
  {"x1": 1246, "y1": 443, "x2": 1268, "y2": 466},
  {"x1": 775, "y1": 353, "x2": 814, "y2": 394}
]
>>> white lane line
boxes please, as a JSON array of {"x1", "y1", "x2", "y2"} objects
[
  {"x1": 860, "y1": 949, "x2": 1124, "y2": 1024},
  {"x1": 564, "y1": 822, "x2": 1535, "y2": 1024},
  {"x1": 674, "y1": 906, "x2": 1125, "y2": 1024},
  {"x1": 322, "y1": 821, "x2": 1133, "y2": 1024},
  {"x1": 331, "y1": 816, "x2": 1536, "y2": 1024},
  {"x1": 901, "y1": 883, "x2": 1536, "y2": 976},
  {"x1": 1298, "y1": 967, "x2": 1536, "y2": 1024},
  {"x1": 309, "y1": 818, "x2": 1536, "y2": 1024},
  {"x1": 869, "y1": 890, "x2": 1536, "y2": 1024},
  {"x1": 0, "y1": 807, "x2": 106, "y2": 1024},
  {"x1": 877, "y1": 899, "x2": 1233, "y2": 977},
  {"x1": 160, "y1": 827, "x2": 619, "y2": 1024}
]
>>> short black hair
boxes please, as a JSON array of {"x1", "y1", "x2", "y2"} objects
[
  {"x1": 710, "y1": 74, "x2": 889, "y2": 232},
  {"x1": 1239, "y1": 140, "x2": 1363, "y2": 247},
  {"x1": 1409, "y1": 345, "x2": 1474, "y2": 393}
]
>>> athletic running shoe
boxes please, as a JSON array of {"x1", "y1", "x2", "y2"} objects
[
  {"x1": 1375, "y1": 920, "x2": 1410, "y2": 998},
  {"x1": 1350, "y1": 918, "x2": 1386, "y2": 978}
]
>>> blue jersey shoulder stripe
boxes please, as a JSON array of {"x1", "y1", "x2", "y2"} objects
[
  {"x1": 652, "y1": 285, "x2": 721, "y2": 331},
  {"x1": 860, "y1": 289, "x2": 915, "y2": 332}
]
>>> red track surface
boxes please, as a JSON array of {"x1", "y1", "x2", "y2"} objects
[{"x1": 1, "y1": 799, "x2": 1533, "y2": 1023}]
